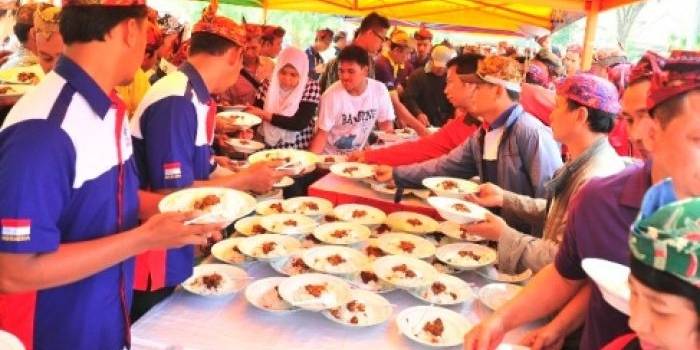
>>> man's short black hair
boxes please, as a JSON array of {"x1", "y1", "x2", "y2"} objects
[
  {"x1": 567, "y1": 99, "x2": 616, "y2": 133},
  {"x1": 261, "y1": 27, "x2": 285, "y2": 45},
  {"x1": 60, "y1": 6, "x2": 148, "y2": 45},
  {"x1": 651, "y1": 89, "x2": 699, "y2": 129},
  {"x1": 447, "y1": 54, "x2": 484, "y2": 75},
  {"x1": 357, "y1": 12, "x2": 390, "y2": 34},
  {"x1": 506, "y1": 90, "x2": 520, "y2": 102},
  {"x1": 13, "y1": 23, "x2": 32, "y2": 44},
  {"x1": 316, "y1": 28, "x2": 334, "y2": 43},
  {"x1": 189, "y1": 32, "x2": 239, "y2": 56},
  {"x1": 631, "y1": 258, "x2": 700, "y2": 314},
  {"x1": 338, "y1": 45, "x2": 370, "y2": 67}
]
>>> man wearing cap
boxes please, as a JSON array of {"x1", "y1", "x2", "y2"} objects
[
  {"x1": 0, "y1": 2, "x2": 222, "y2": 350},
  {"x1": 0, "y1": 3, "x2": 46, "y2": 70},
  {"x1": 564, "y1": 44, "x2": 582, "y2": 77},
  {"x1": 216, "y1": 22, "x2": 265, "y2": 107},
  {"x1": 463, "y1": 53, "x2": 668, "y2": 350},
  {"x1": 410, "y1": 26, "x2": 433, "y2": 70},
  {"x1": 32, "y1": 5, "x2": 63, "y2": 74},
  {"x1": 306, "y1": 28, "x2": 333, "y2": 81},
  {"x1": 130, "y1": 0, "x2": 283, "y2": 319},
  {"x1": 375, "y1": 29, "x2": 413, "y2": 93},
  {"x1": 376, "y1": 56, "x2": 562, "y2": 235},
  {"x1": 461, "y1": 73, "x2": 626, "y2": 272},
  {"x1": 259, "y1": 25, "x2": 285, "y2": 80},
  {"x1": 401, "y1": 45, "x2": 455, "y2": 127}
]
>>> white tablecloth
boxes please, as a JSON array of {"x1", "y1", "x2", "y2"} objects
[{"x1": 131, "y1": 261, "x2": 540, "y2": 350}]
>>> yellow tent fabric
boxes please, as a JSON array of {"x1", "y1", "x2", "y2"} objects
[{"x1": 226, "y1": 0, "x2": 640, "y2": 34}]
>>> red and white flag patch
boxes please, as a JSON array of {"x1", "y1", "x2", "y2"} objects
[
  {"x1": 1, "y1": 218, "x2": 31, "y2": 242},
  {"x1": 164, "y1": 162, "x2": 182, "y2": 180}
]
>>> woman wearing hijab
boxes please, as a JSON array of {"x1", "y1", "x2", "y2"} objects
[{"x1": 246, "y1": 46, "x2": 320, "y2": 149}]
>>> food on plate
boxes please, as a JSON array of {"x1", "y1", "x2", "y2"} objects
[
  {"x1": 287, "y1": 257, "x2": 311, "y2": 275},
  {"x1": 399, "y1": 241, "x2": 416, "y2": 253},
  {"x1": 327, "y1": 254, "x2": 346, "y2": 266},
  {"x1": 365, "y1": 245, "x2": 386, "y2": 258},
  {"x1": 360, "y1": 271, "x2": 379, "y2": 284},
  {"x1": 302, "y1": 201, "x2": 319, "y2": 211},
  {"x1": 324, "y1": 156, "x2": 335, "y2": 163},
  {"x1": 407, "y1": 218, "x2": 423, "y2": 227},
  {"x1": 374, "y1": 224, "x2": 391, "y2": 235},
  {"x1": 343, "y1": 166, "x2": 359, "y2": 176},
  {"x1": 283, "y1": 219, "x2": 298, "y2": 227},
  {"x1": 329, "y1": 300, "x2": 367, "y2": 325},
  {"x1": 331, "y1": 230, "x2": 349, "y2": 239},
  {"x1": 251, "y1": 224, "x2": 266, "y2": 235},
  {"x1": 458, "y1": 250, "x2": 481, "y2": 261},
  {"x1": 431, "y1": 259, "x2": 457, "y2": 274},
  {"x1": 17, "y1": 72, "x2": 39, "y2": 84},
  {"x1": 262, "y1": 242, "x2": 277, "y2": 255},
  {"x1": 193, "y1": 194, "x2": 221, "y2": 211},
  {"x1": 452, "y1": 203, "x2": 471, "y2": 213},
  {"x1": 304, "y1": 284, "x2": 326, "y2": 298},
  {"x1": 202, "y1": 273, "x2": 223, "y2": 289},
  {"x1": 188, "y1": 273, "x2": 227, "y2": 293},
  {"x1": 392, "y1": 264, "x2": 417, "y2": 278},
  {"x1": 228, "y1": 246, "x2": 247, "y2": 264},
  {"x1": 324, "y1": 215, "x2": 339, "y2": 222},
  {"x1": 385, "y1": 183, "x2": 397, "y2": 190},
  {"x1": 422, "y1": 282, "x2": 459, "y2": 303},
  {"x1": 352, "y1": 210, "x2": 367, "y2": 218},
  {"x1": 239, "y1": 140, "x2": 250, "y2": 145},
  {"x1": 269, "y1": 202, "x2": 284, "y2": 213},
  {"x1": 421, "y1": 318, "x2": 445, "y2": 343},
  {"x1": 440, "y1": 180, "x2": 458, "y2": 191},
  {"x1": 301, "y1": 234, "x2": 322, "y2": 248}
]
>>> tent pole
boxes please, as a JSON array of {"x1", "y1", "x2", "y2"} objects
[
  {"x1": 582, "y1": 0, "x2": 600, "y2": 71},
  {"x1": 262, "y1": 0, "x2": 268, "y2": 24}
]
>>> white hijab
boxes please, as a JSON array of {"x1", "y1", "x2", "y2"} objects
[{"x1": 262, "y1": 46, "x2": 310, "y2": 146}]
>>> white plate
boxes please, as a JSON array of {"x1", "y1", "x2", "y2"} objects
[
  {"x1": 386, "y1": 211, "x2": 440, "y2": 234},
  {"x1": 478, "y1": 283, "x2": 523, "y2": 311},
  {"x1": 234, "y1": 216, "x2": 268, "y2": 236},
  {"x1": 158, "y1": 187, "x2": 257, "y2": 225},
  {"x1": 435, "y1": 243, "x2": 497, "y2": 270},
  {"x1": 237, "y1": 234, "x2": 302, "y2": 260},
  {"x1": 347, "y1": 268, "x2": 396, "y2": 293},
  {"x1": 254, "y1": 189, "x2": 284, "y2": 202},
  {"x1": 582, "y1": 258, "x2": 630, "y2": 315},
  {"x1": 260, "y1": 214, "x2": 318, "y2": 235},
  {"x1": 226, "y1": 138, "x2": 265, "y2": 154},
  {"x1": 283, "y1": 196, "x2": 334, "y2": 217},
  {"x1": 438, "y1": 221, "x2": 485, "y2": 242},
  {"x1": 330, "y1": 162, "x2": 375, "y2": 179},
  {"x1": 377, "y1": 233, "x2": 436, "y2": 259},
  {"x1": 476, "y1": 266, "x2": 533, "y2": 284},
  {"x1": 322, "y1": 289, "x2": 393, "y2": 327},
  {"x1": 394, "y1": 128, "x2": 418, "y2": 139},
  {"x1": 409, "y1": 274, "x2": 474, "y2": 306},
  {"x1": 427, "y1": 197, "x2": 489, "y2": 225},
  {"x1": 318, "y1": 154, "x2": 347, "y2": 169},
  {"x1": 244, "y1": 277, "x2": 298, "y2": 314},
  {"x1": 313, "y1": 222, "x2": 371, "y2": 245},
  {"x1": 0, "y1": 84, "x2": 33, "y2": 97},
  {"x1": 217, "y1": 111, "x2": 262, "y2": 128},
  {"x1": 0, "y1": 65, "x2": 43, "y2": 84},
  {"x1": 274, "y1": 176, "x2": 295, "y2": 188},
  {"x1": 302, "y1": 245, "x2": 369, "y2": 275},
  {"x1": 359, "y1": 238, "x2": 388, "y2": 261},
  {"x1": 182, "y1": 264, "x2": 248, "y2": 297},
  {"x1": 372, "y1": 255, "x2": 438, "y2": 289},
  {"x1": 278, "y1": 273, "x2": 352, "y2": 311},
  {"x1": 423, "y1": 232, "x2": 456, "y2": 247},
  {"x1": 423, "y1": 177, "x2": 479, "y2": 198},
  {"x1": 333, "y1": 204, "x2": 387, "y2": 226},
  {"x1": 211, "y1": 237, "x2": 253, "y2": 265},
  {"x1": 248, "y1": 149, "x2": 318, "y2": 175},
  {"x1": 370, "y1": 181, "x2": 400, "y2": 196},
  {"x1": 256, "y1": 199, "x2": 286, "y2": 216},
  {"x1": 270, "y1": 254, "x2": 312, "y2": 276},
  {"x1": 0, "y1": 331, "x2": 24, "y2": 350},
  {"x1": 396, "y1": 306, "x2": 472, "y2": 347}
]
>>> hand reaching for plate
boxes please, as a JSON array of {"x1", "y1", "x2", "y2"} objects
[
  {"x1": 519, "y1": 323, "x2": 566, "y2": 350},
  {"x1": 235, "y1": 161, "x2": 285, "y2": 194},
  {"x1": 463, "y1": 313, "x2": 509, "y2": 350},
  {"x1": 137, "y1": 211, "x2": 224, "y2": 250},
  {"x1": 373, "y1": 165, "x2": 393, "y2": 183},
  {"x1": 245, "y1": 105, "x2": 272, "y2": 121},
  {"x1": 460, "y1": 212, "x2": 509, "y2": 241},
  {"x1": 464, "y1": 183, "x2": 504, "y2": 208}
]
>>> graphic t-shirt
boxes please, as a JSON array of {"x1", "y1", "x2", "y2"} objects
[{"x1": 317, "y1": 78, "x2": 394, "y2": 154}]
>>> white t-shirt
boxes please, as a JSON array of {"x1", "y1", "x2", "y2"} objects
[{"x1": 317, "y1": 78, "x2": 395, "y2": 154}]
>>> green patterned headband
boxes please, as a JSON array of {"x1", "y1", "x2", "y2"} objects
[{"x1": 630, "y1": 198, "x2": 700, "y2": 288}]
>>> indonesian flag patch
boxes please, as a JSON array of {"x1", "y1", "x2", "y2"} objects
[
  {"x1": 164, "y1": 162, "x2": 182, "y2": 180},
  {"x1": 1, "y1": 218, "x2": 31, "y2": 242}
]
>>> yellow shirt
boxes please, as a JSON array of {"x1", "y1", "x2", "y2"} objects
[{"x1": 116, "y1": 68, "x2": 151, "y2": 118}]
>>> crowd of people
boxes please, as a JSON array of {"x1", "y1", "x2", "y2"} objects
[{"x1": 0, "y1": 1, "x2": 697, "y2": 350}]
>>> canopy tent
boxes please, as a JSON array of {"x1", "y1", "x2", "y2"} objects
[{"x1": 201, "y1": 0, "x2": 641, "y2": 68}]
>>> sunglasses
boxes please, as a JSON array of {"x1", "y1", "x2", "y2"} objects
[{"x1": 371, "y1": 30, "x2": 389, "y2": 43}]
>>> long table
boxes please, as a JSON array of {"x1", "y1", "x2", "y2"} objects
[{"x1": 131, "y1": 260, "x2": 539, "y2": 350}]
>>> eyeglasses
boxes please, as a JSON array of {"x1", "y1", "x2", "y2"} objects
[{"x1": 371, "y1": 30, "x2": 389, "y2": 43}]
